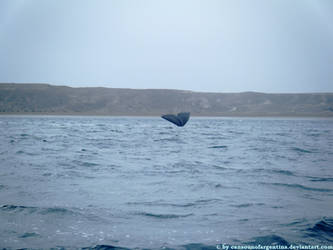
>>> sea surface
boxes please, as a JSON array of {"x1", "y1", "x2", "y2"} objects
[{"x1": 0, "y1": 116, "x2": 332, "y2": 249}]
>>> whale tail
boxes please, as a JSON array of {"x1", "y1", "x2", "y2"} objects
[{"x1": 161, "y1": 112, "x2": 190, "y2": 127}]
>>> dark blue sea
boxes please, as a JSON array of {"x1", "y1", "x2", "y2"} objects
[{"x1": 0, "y1": 116, "x2": 332, "y2": 249}]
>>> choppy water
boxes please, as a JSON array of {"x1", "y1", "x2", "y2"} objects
[{"x1": 0, "y1": 116, "x2": 332, "y2": 249}]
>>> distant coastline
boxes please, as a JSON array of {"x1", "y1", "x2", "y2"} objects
[
  {"x1": 1, "y1": 83, "x2": 333, "y2": 117},
  {"x1": 1, "y1": 113, "x2": 333, "y2": 118}
]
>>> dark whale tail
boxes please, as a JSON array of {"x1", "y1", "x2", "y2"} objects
[{"x1": 161, "y1": 112, "x2": 190, "y2": 127}]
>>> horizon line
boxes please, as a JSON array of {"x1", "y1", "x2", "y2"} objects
[{"x1": 1, "y1": 82, "x2": 333, "y2": 95}]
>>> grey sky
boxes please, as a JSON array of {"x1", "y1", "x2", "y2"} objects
[{"x1": 0, "y1": 0, "x2": 332, "y2": 93}]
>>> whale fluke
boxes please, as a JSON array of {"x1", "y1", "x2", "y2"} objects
[{"x1": 161, "y1": 112, "x2": 190, "y2": 127}]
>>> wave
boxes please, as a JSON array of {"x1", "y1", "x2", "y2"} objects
[
  {"x1": 291, "y1": 147, "x2": 313, "y2": 154},
  {"x1": 39, "y1": 207, "x2": 76, "y2": 215},
  {"x1": 231, "y1": 202, "x2": 265, "y2": 208},
  {"x1": 190, "y1": 182, "x2": 239, "y2": 191},
  {"x1": 305, "y1": 218, "x2": 333, "y2": 241},
  {"x1": 307, "y1": 218, "x2": 333, "y2": 234},
  {"x1": 208, "y1": 145, "x2": 228, "y2": 149},
  {"x1": 270, "y1": 169, "x2": 295, "y2": 176},
  {"x1": 153, "y1": 137, "x2": 185, "y2": 143},
  {"x1": 276, "y1": 132, "x2": 289, "y2": 137},
  {"x1": 19, "y1": 232, "x2": 40, "y2": 238},
  {"x1": 180, "y1": 243, "x2": 217, "y2": 250},
  {"x1": 311, "y1": 219, "x2": 333, "y2": 234},
  {"x1": 83, "y1": 244, "x2": 130, "y2": 250},
  {"x1": 307, "y1": 177, "x2": 333, "y2": 182},
  {"x1": 72, "y1": 160, "x2": 99, "y2": 168},
  {"x1": 195, "y1": 198, "x2": 223, "y2": 205},
  {"x1": 261, "y1": 182, "x2": 332, "y2": 192},
  {"x1": 85, "y1": 244, "x2": 216, "y2": 250},
  {"x1": 1, "y1": 204, "x2": 77, "y2": 216},
  {"x1": 85, "y1": 243, "x2": 218, "y2": 250},
  {"x1": 127, "y1": 201, "x2": 196, "y2": 208},
  {"x1": 245, "y1": 234, "x2": 289, "y2": 245},
  {"x1": 0, "y1": 204, "x2": 38, "y2": 213},
  {"x1": 15, "y1": 150, "x2": 39, "y2": 156},
  {"x1": 158, "y1": 131, "x2": 172, "y2": 135},
  {"x1": 251, "y1": 168, "x2": 295, "y2": 176},
  {"x1": 136, "y1": 212, "x2": 193, "y2": 219},
  {"x1": 283, "y1": 218, "x2": 309, "y2": 227},
  {"x1": 127, "y1": 198, "x2": 222, "y2": 208}
]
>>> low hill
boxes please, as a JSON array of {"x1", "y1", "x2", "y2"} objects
[{"x1": 1, "y1": 83, "x2": 333, "y2": 116}]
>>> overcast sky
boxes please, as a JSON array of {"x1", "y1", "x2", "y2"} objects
[{"x1": 0, "y1": 0, "x2": 332, "y2": 93}]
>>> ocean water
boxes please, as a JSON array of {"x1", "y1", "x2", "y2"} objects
[{"x1": 0, "y1": 116, "x2": 332, "y2": 249}]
